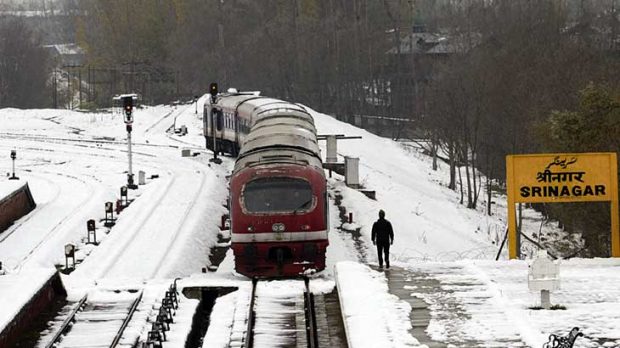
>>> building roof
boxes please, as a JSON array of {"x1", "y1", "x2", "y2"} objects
[
  {"x1": 44, "y1": 43, "x2": 84, "y2": 56},
  {"x1": 387, "y1": 26, "x2": 480, "y2": 56}
]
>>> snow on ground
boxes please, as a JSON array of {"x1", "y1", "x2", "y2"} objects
[
  {"x1": 0, "y1": 99, "x2": 230, "y2": 334},
  {"x1": 404, "y1": 258, "x2": 620, "y2": 347},
  {"x1": 0, "y1": 267, "x2": 56, "y2": 332},
  {"x1": 309, "y1": 108, "x2": 620, "y2": 347},
  {"x1": 336, "y1": 261, "x2": 422, "y2": 348},
  {"x1": 2, "y1": 99, "x2": 620, "y2": 347},
  {"x1": 311, "y1": 109, "x2": 511, "y2": 262},
  {"x1": 0, "y1": 178, "x2": 24, "y2": 199}
]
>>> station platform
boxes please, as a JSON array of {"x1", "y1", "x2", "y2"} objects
[
  {"x1": 0, "y1": 268, "x2": 65, "y2": 347},
  {"x1": 0, "y1": 180, "x2": 36, "y2": 233},
  {"x1": 377, "y1": 264, "x2": 530, "y2": 348},
  {"x1": 377, "y1": 266, "x2": 447, "y2": 348}
]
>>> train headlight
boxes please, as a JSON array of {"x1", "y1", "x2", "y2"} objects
[
  {"x1": 247, "y1": 225, "x2": 255, "y2": 232},
  {"x1": 301, "y1": 224, "x2": 310, "y2": 231},
  {"x1": 272, "y1": 223, "x2": 285, "y2": 232}
]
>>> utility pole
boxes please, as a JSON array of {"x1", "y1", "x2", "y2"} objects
[
  {"x1": 52, "y1": 68, "x2": 58, "y2": 108},
  {"x1": 78, "y1": 67, "x2": 82, "y2": 109}
]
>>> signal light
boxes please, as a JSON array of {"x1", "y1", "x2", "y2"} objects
[
  {"x1": 209, "y1": 82, "x2": 218, "y2": 97},
  {"x1": 122, "y1": 96, "x2": 133, "y2": 116}
]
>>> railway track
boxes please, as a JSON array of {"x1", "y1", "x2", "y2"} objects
[
  {"x1": 2, "y1": 107, "x2": 214, "y2": 279},
  {"x1": 242, "y1": 277, "x2": 320, "y2": 348},
  {"x1": 42, "y1": 290, "x2": 143, "y2": 348}
]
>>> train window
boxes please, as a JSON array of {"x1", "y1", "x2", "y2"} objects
[
  {"x1": 243, "y1": 177, "x2": 313, "y2": 214},
  {"x1": 216, "y1": 111, "x2": 223, "y2": 130}
]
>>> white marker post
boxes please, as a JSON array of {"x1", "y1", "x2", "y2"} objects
[{"x1": 528, "y1": 250, "x2": 560, "y2": 309}]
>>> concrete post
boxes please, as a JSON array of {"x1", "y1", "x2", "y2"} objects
[
  {"x1": 345, "y1": 156, "x2": 360, "y2": 188},
  {"x1": 541, "y1": 290, "x2": 551, "y2": 309},
  {"x1": 326, "y1": 135, "x2": 338, "y2": 163}
]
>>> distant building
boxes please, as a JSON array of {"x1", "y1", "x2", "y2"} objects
[
  {"x1": 385, "y1": 24, "x2": 479, "y2": 122},
  {"x1": 563, "y1": 21, "x2": 620, "y2": 51},
  {"x1": 43, "y1": 43, "x2": 85, "y2": 67}
]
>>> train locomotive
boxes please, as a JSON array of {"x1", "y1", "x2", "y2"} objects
[{"x1": 204, "y1": 85, "x2": 329, "y2": 277}]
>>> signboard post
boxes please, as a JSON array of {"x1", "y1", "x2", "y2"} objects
[{"x1": 506, "y1": 153, "x2": 619, "y2": 259}]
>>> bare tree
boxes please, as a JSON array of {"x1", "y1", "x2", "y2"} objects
[{"x1": 0, "y1": 17, "x2": 49, "y2": 108}]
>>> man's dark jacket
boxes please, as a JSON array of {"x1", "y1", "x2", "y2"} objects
[{"x1": 371, "y1": 218, "x2": 394, "y2": 245}]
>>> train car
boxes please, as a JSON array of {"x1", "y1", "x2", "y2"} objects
[{"x1": 204, "y1": 87, "x2": 329, "y2": 277}]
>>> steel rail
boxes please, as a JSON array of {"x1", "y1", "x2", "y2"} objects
[
  {"x1": 44, "y1": 295, "x2": 88, "y2": 348},
  {"x1": 244, "y1": 277, "x2": 258, "y2": 348},
  {"x1": 304, "y1": 277, "x2": 319, "y2": 348},
  {"x1": 110, "y1": 290, "x2": 144, "y2": 348}
]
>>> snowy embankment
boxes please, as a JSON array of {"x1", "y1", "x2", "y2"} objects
[
  {"x1": 311, "y1": 110, "x2": 502, "y2": 262},
  {"x1": 309, "y1": 109, "x2": 620, "y2": 347}
]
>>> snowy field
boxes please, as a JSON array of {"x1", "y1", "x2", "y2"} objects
[{"x1": 1, "y1": 98, "x2": 620, "y2": 347}]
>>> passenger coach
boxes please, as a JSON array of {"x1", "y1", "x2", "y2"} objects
[{"x1": 204, "y1": 86, "x2": 329, "y2": 277}]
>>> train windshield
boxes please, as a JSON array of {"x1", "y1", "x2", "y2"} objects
[{"x1": 243, "y1": 177, "x2": 313, "y2": 214}]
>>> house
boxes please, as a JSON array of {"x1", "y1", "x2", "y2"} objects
[
  {"x1": 43, "y1": 43, "x2": 85, "y2": 67},
  {"x1": 385, "y1": 25, "x2": 478, "y2": 121}
]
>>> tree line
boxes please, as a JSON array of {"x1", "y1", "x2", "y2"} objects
[{"x1": 419, "y1": 0, "x2": 620, "y2": 256}]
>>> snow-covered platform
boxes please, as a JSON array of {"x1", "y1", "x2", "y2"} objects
[
  {"x1": 334, "y1": 259, "x2": 620, "y2": 347},
  {"x1": 382, "y1": 259, "x2": 620, "y2": 348},
  {"x1": 0, "y1": 179, "x2": 36, "y2": 232},
  {"x1": 0, "y1": 179, "x2": 24, "y2": 200},
  {"x1": 0, "y1": 268, "x2": 65, "y2": 347}
]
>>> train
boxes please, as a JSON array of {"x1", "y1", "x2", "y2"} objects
[{"x1": 203, "y1": 85, "x2": 329, "y2": 277}]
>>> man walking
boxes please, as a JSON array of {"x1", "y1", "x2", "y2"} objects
[{"x1": 371, "y1": 209, "x2": 394, "y2": 269}]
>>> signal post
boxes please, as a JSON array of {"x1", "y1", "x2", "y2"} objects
[
  {"x1": 120, "y1": 94, "x2": 138, "y2": 189},
  {"x1": 208, "y1": 83, "x2": 222, "y2": 164}
]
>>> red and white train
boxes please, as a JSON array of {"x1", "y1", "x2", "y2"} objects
[{"x1": 204, "y1": 86, "x2": 328, "y2": 277}]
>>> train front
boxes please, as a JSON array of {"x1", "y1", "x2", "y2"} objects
[{"x1": 230, "y1": 161, "x2": 328, "y2": 277}]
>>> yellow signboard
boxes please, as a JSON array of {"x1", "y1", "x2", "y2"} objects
[{"x1": 506, "y1": 153, "x2": 619, "y2": 259}]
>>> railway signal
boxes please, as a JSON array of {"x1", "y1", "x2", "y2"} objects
[
  {"x1": 64, "y1": 243, "x2": 76, "y2": 270},
  {"x1": 122, "y1": 95, "x2": 133, "y2": 124},
  {"x1": 9, "y1": 149, "x2": 18, "y2": 180},
  {"x1": 117, "y1": 94, "x2": 138, "y2": 189},
  {"x1": 209, "y1": 83, "x2": 218, "y2": 103},
  {"x1": 86, "y1": 219, "x2": 97, "y2": 245},
  {"x1": 104, "y1": 201, "x2": 115, "y2": 227},
  {"x1": 120, "y1": 186, "x2": 128, "y2": 206},
  {"x1": 207, "y1": 82, "x2": 223, "y2": 164}
]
